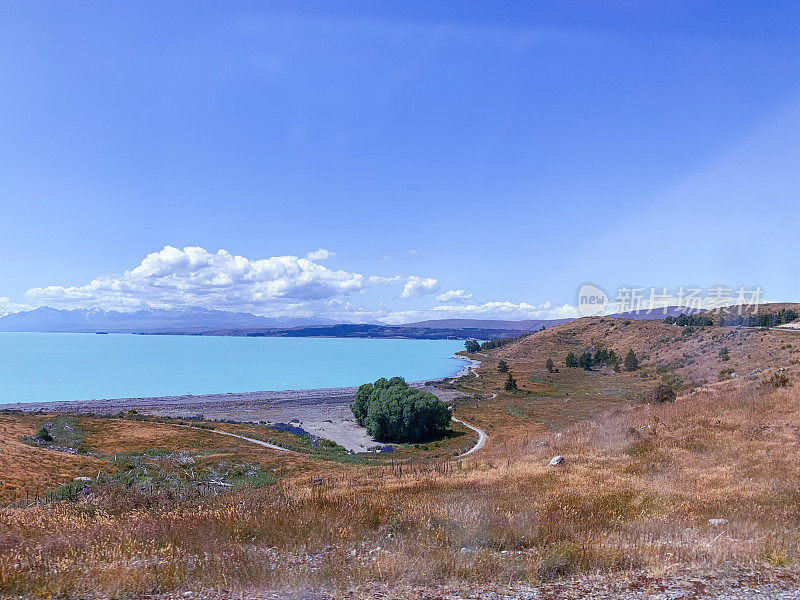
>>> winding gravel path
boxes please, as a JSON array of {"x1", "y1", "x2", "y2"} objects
[
  {"x1": 453, "y1": 416, "x2": 488, "y2": 457},
  {"x1": 172, "y1": 423, "x2": 297, "y2": 453}
]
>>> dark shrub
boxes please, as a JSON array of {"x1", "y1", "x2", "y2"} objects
[
  {"x1": 37, "y1": 425, "x2": 53, "y2": 442},
  {"x1": 653, "y1": 384, "x2": 677, "y2": 404},
  {"x1": 350, "y1": 377, "x2": 451, "y2": 443},
  {"x1": 762, "y1": 371, "x2": 792, "y2": 388},
  {"x1": 538, "y1": 552, "x2": 574, "y2": 581}
]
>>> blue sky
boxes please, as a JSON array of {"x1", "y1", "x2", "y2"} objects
[{"x1": 1, "y1": 1, "x2": 799, "y2": 322}]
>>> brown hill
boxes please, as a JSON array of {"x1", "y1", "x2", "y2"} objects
[{"x1": 493, "y1": 316, "x2": 800, "y2": 391}]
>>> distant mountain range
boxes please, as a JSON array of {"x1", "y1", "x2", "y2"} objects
[
  {"x1": 402, "y1": 307, "x2": 700, "y2": 331},
  {"x1": 0, "y1": 305, "x2": 704, "y2": 338},
  {"x1": 0, "y1": 307, "x2": 336, "y2": 333}
]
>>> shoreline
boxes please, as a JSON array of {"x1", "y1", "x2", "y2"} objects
[{"x1": 0, "y1": 354, "x2": 474, "y2": 452}]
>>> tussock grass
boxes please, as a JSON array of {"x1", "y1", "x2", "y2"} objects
[{"x1": 2, "y1": 377, "x2": 799, "y2": 597}]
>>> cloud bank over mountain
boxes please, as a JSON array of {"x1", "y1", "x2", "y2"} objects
[{"x1": 13, "y1": 245, "x2": 581, "y2": 323}]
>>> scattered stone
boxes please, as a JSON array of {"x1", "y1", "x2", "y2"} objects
[
  {"x1": 73, "y1": 476, "x2": 92, "y2": 482},
  {"x1": 554, "y1": 432, "x2": 563, "y2": 439},
  {"x1": 176, "y1": 455, "x2": 195, "y2": 466},
  {"x1": 549, "y1": 455, "x2": 565, "y2": 467},
  {"x1": 709, "y1": 518, "x2": 729, "y2": 526},
  {"x1": 536, "y1": 441, "x2": 549, "y2": 448}
]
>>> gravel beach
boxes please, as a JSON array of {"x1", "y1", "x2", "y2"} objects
[{"x1": 0, "y1": 354, "x2": 478, "y2": 452}]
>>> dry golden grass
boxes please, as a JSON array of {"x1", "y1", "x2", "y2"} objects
[
  {"x1": 493, "y1": 316, "x2": 800, "y2": 391},
  {"x1": 2, "y1": 375, "x2": 798, "y2": 597},
  {"x1": 0, "y1": 415, "x2": 105, "y2": 502},
  {"x1": 2, "y1": 319, "x2": 799, "y2": 597},
  {"x1": 0, "y1": 415, "x2": 327, "y2": 503}
]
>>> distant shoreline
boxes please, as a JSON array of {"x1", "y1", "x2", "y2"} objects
[
  {"x1": 0, "y1": 353, "x2": 474, "y2": 451},
  {"x1": 0, "y1": 353, "x2": 475, "y2": 413}
]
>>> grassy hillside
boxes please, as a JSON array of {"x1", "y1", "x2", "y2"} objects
[
  {"x1": 492, "y1": 316, "x2": 799, "y2": 391},
  {"x1": 1, "y1": 317, "x2": 799, "y2": 598}
]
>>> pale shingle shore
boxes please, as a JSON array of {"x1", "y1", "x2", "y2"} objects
[{"x1": 0, "y1": 380, "x2": 451, "y2": 452}]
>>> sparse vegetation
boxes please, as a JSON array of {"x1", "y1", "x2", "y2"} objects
[
  {"x1": 664, "y1": 313, "x2": 713, "y2": 326},
  {"x1": 504, "y1": 371, "x2": 518, "y2": 391},
  {"x1": 565, "y1": 351, "x2": 579, "y2": 368},
  {"x1": 762, "y1": 371, "x2": 792, "y2": 388},
  {"x1": 719, "y1": 308, "x2": 799, "y2": 328},
  {"x1": 36, "y1": 425, "x2": 52, "y2": 442},
  {"x1": 652, "y1": 383, "x2": 677, "y2": 403},
  {"x1": 3, "y1": 310, "x2": 800, "y2": 597},
  {"x1": 624, "y1": 349, "x2": 639, "y2": 371}
]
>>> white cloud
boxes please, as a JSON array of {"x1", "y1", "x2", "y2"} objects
[
  {"x1": 15, "y1": 245, "x2": 583, "y2": 326},
  {"x1": 435, "y1": 289, "x2": 473, "y2": 303},
  {"x1": 305, "y1": 248, "x2": 337, "y2": 260},
  {"x1": 368, "y1": 275, "x2": 402, "y2": 285},
  {"x1": 381, "y1": 300, "x2": 580, "y2": 325},
  {"x1": 0, "y1": 297, "x2": 31, "y2": 317},
  {"x1": 400, "y1": 276, "x2": 440, "y2": 298},
  {"x1": 26, "y1": 246, "x2": 371, "y2": 313}
]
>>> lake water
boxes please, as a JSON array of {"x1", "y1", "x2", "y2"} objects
[{"x1": 0, "y1": 333, "x2": 468, "y2": 404}]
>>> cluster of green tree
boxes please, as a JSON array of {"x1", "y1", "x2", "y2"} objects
[
  {"x1": 480, "y1": 337, "x2": 516, "y2": 351},
  {"x1": 350, "y1": 377, "x2": 452, "y2": 443},
  {"x1": 718, "y1": 309, "x2": 799, "y2": 328},
  {"x1": 466, "y1": 338, "x2": 515, "y2": 353},
  {"x1": 565, "y1": 348, "x2": 637, "y2": 371},
  {"x1": 464, "y1": 339, "x2": 481, "y2": 353},
  {"x1": 665, "y1": 309, "x2": 798, "y2": 328},
  {"x1": 497, "y1": 360, "x2": 509, "y2": 373},
  {"x1": 663, "y1": 314, "x2": 714, "y2": 326}
]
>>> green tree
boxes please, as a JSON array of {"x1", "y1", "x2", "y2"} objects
[
  {"x1": 593, "y1": 348, "x2": 608, "y2": 365},
  {"x1": 545, "y1": 358, "x2": 555, "y2": 373},
  {"x1": 608, "y1": 350, "x2": 620, "y2": 371},
  {"x1": 351, "y1": 377, "x2": 452, "y2": 443},
  {"x1": 497, "y1": 360, "x2": 509, "y2": 373},
  {"x1": 37, "y1": 426, "x2": 53, "y2": 442},
  {"x1": 464, "y1": 340, "x2": 481, "y2": 353},
  {"x1": 624, "y1": 349, "x2": 639, "y2": 371},
  {"x1": 565, "y1": 351, "x2": 579, "y2": 368},
  {"x1": 718, "y1": 346, "x2": 730, "y2": 361},
  {"x1": 504, "y1": 372, "x2": 518, "y2": 391},
  {"x1": 578, "y1": 352, "x2": 594, "y2": 370}
]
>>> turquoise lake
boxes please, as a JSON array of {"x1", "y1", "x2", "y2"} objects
[{"x1": 0, "y1": 333, "x2": 468, "y2": 404}]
